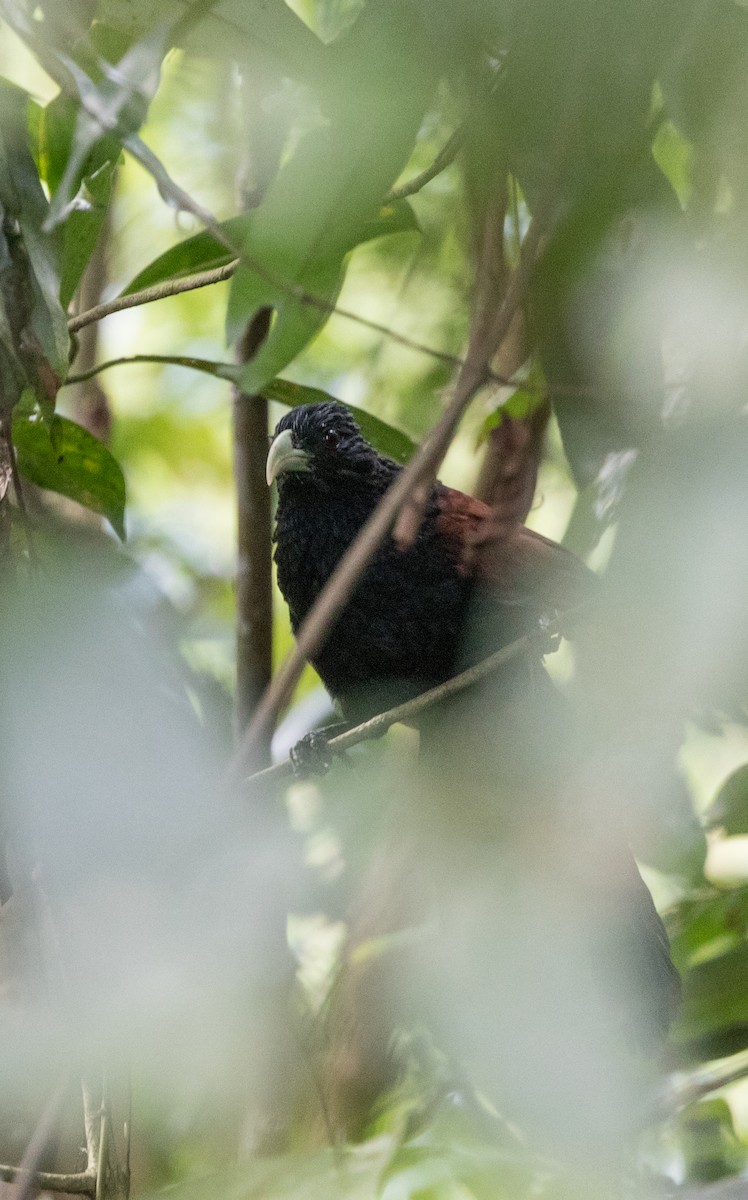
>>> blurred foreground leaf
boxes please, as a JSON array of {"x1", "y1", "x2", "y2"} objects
[
  {"x1": 142, "y1": 1138, "x2": 396, "y2": 1200},
  {"x1": 227, "y1": 2, "x2": 435, "y2": 394}
]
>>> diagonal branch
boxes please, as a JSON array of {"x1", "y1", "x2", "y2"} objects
[
  {"x1": 0, "y1": 1168, "x2": 94, "y2": 1197},
  {"x1": 384, "y1": 122, "x2": 465, "y2": 203},
  {"x1": 246, "y1": 616, "x2": 569, "y2": 789},
  {"x1": 67, "y1": 262, "x2": 237, "y2": 333},
  {"x1": 67, "y1": 257, "x2": 474, "y2": 379},
  {"x1": 391, "y1": 199, "x2": 550, "y2": 549}
]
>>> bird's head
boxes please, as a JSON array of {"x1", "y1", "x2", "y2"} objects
[{"x1": 266, "y1": 402, "x2": 381, "y2": 489}]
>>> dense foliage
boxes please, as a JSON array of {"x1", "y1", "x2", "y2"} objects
[{"x1": 2, "y1": 1, "x2": 748, "y2": 1197}]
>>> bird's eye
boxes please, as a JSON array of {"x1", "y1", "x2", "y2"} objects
[{"x1": 323, "y1": 428, "x2": 341, "y2": 450}]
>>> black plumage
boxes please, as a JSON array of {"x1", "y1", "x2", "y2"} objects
[
  {"x1": 267, "y1": 401, "x2": 680, "y2": 1052},
  {"x1": 269, "y1": 401, "x2": 588, "y2": 719}
]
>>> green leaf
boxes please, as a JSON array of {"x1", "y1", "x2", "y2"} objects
[
  {"x1": 0, "y1": 85, "x2": 67, "y2": 361},
  {"x1": 37, "y1": 93, "x2": 122, "y2": 199},
  {"x1": 136, "y1": 1137, "x2": 395, "y2": 1200},
  {"x1": 652, "y1": 118, "x2": 694, "y2": 208},
  {"x1": 231, "y1": 254, "x2": 341, "y2": 396},
  {"x1": 263, "y1": 379, "x2": 416, "y2": 464},
  {"x1": 710, "y1": 766, "x2": 748, "y2": 836},
  {"x1": 678, "y1": 1098, "x2": 747, "y2": 1184},
  {"x1": 60, "y1": 161, "x2": 116, "y2": 308},
  {"x1": 121, "y1": 214, "x2": 249, "y2": 295},
  {"x1": 44, "y1": 20, "x2": 172, "y2": 229},
  {"x1": 479, "y1": 369, "x2": 546, "y2": 444},
  {"x1": 119, "y1": 200, "x2": 417, "y2": 297},
  {"x1": 13, "y1": 412, "x2": 126, "y2": 539},
  {"x1": 0, "y1": 84, "x2": 69, "y2": 402},
  {"x1": 674, "y1": 941, "x2": 748, "y2": 1051}
]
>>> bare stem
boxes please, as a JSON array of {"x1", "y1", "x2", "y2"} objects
[
  {"x1": 385, "y1": 123, "x2": 464, "y2": 203},
  {"x1": 0, "y1": 1168, "x2": 94, "y2": 1197},
  {"x1": 68, "y1": 262, "x2": 237, "y2": 333}
]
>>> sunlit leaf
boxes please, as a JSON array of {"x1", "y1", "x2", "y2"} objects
[
  {"x1": 139, "y1": 1137, "x2": 396, "y2": 1200},
  {"x1": 13, "y1": 412, "x2": 126, "y2": 538}
]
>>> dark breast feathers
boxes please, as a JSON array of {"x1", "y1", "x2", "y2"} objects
[{"x1": 273, "y1": 468, "x2": 593, "y2": 719}]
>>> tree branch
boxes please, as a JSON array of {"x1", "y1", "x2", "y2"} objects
[
  {"x1": 245, "y1": 617, "x2": 566, "y2": 789},
  {"x1": 67, "y1": 262, "x2": 237, "y2": 333},
  {"x1": 65, "y1": 354, "x2": 239, "y2": 385},
  {"x1": 654, "y1": 1048, "x2": 748, "y2": 1121},
  {"x1": 384, "y1": 123, "x2": 464, "y2": 203},
  {"x1": 0, "y1": 1167, "x2": 94, "y2": 1197},
  {"x1": 68, "y1": 263, "x2": 470, "y2": 378},
  {"x1": 233, "y1": 321, "x2": 274, "y2": 757},
  {"x1": 392, "y1": 201, "x2": 550, "y2": 549}
]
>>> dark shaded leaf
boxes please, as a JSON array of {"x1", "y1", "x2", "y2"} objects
[
  {"x1": 37, "y1": 92, "x2": 121, "y2": 199},
  {"x1": 263, "y1": 378, "x2": 415, "y2": 464},
  {"x1": 677, "y1": 1098, "x2": 747, "y2": 1184},
  {"x1": 674, "y1": 941, "x2": 748, "y2": 1051},
  {"x1": 0, "y1": 84, "x2": 68, "y2": 406},
  {"x1": 13, "y1": 411, "x2": 126, "y2": 538}
]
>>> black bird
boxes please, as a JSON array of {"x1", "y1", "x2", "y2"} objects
[
  {"x1": 266, "y1": 400, "x2": 592, "y2": 720},
  {"x1": 266, "y1": 400, "x2": 680, "y2": 1064}
]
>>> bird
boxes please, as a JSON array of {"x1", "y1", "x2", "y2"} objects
[
  {"x1": 266, "y1": 400, "x2": 594, "y2": 725},
  {"x1": 265, "y1": 400, "x2": 680, "y2": 1113}
]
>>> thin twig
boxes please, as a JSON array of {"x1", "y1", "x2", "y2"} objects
[
  {"x1": 392, "y1": 201, "x2": 550, "y2": 548},
  {"x1": 0, "y1": 1168, "x2": 94, "y2": 1196},
  {"x1": 61, "y1": 348, "x2": 631, "y2": 410},
  {"x1": 81, "y1": 1080, "x2": 102, "y2": 1178},
  {"x1": 385, "y1": 123, "x2": 465, "y2": 203},
  {"x1": 68, "y1": 265, "x2": 469, "y2": 377},
  {"x1": 1, "y1": 418, "x2": 37, "y2": 569},
  {"x1": 67, "y1": 262, "x2": 237, "y2": 333},
  {"x1": 653, "y1": 1048, "x2": 748, "y2": 1122},
  {"x1": 65, "y1": 353, "x2": 239, "y2": 385},
  {"x1": 245, "y1": 622, "x2": 557, "y2": 789}
]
